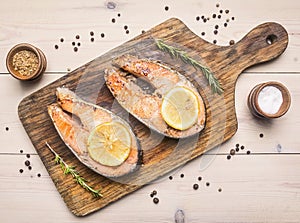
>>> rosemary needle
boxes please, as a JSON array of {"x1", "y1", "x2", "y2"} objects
[
  {"x1": 155, "y1": 39, "x2": 223, "y2": 95},
  {"x1": 45, "y1": 142, "x2": 102, "y2": 198}
]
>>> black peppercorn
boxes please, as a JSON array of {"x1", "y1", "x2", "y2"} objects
[
  {"x1": 153, "y1": 197, "x2": 159, "y2": 204},
  {"x1": 193, "y1": 184, "x2": 199, "y2": 190},
  {"x1": 25, "y1": 160, "x2": 30, "y2": 166}
]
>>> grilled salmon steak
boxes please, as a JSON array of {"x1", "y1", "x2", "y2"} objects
[
  {"x1": 105, "y1": 54, "x2": 206, "y2": 138},
  {"x1": 48, "y1": 87, "x2": 142, "y2": 178}
]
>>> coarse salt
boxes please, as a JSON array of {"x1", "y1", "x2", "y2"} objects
[{"x1": 257, "y1": 86, "x2": 283, "y2": 115}]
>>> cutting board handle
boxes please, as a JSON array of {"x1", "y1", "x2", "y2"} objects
[{"x1": 232, "y1": 22, "x2": 288, "y2": 72}]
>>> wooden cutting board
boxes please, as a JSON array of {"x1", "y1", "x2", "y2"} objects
[{"x1": 18, "y1": 18, "x2": 288, "y2": 216}]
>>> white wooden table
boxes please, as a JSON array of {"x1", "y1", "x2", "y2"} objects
[{"x1": 1, "y1": 0, "x2": 299, "y2": 222}]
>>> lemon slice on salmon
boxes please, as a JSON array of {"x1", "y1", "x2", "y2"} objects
[
  {"x1": 87, "y1": 122, "x2": 131, "y2": 167},
  {"x1": 161, "y1": 86, "x2": 199, "y2": 131}
]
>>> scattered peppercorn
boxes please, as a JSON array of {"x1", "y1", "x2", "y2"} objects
[
  {"x1": 90, "y1": 31, "x2": 94, "y2": 36},
  {"x1": 28, "y1": 166, "x2": 32, "y2": 170},
  {"x1": 37, "y1": 173, "x2": 41, "y2": 177},
  {"x1": 219, "y1": 10, "x2": 223, "y2": 13},
  {"x1": 19, "y1": 169, "x2": 24, "y2": 173},
  {"x1": 117, "y1": 13, "x2": 121, "y2": 17},
  {"x1": 230, "y1": 149, "x2": 235, "y2": 155},
  {"x1": 225, "y1": 9, "x2": 229, "y2": 14},
  {"x1": 196, "y1": 16, "x2": 200, "y2": 21},
  {"x1": 218, "y1": 15, "x2": 221, "y2": 19},
  {"x1": 25, "y1": 160, "x2": 30, "y2": 166},
  {"x1": 164, "y1": 6, "x2": 169, "y2": 11},
  {"x1": 91, "y1": 37, "x2": 94, "y2": 42},
  {"x1": 60, "y1": 38, "x2": 64, "y2": 42},
  {"x1": 5, "y1": 127, "x2": 9, "y2": 131},
  {"x1": 224, "y1": 23, "x2": 228, "y2": 27},
  {"x1": 260, "y1": 133, "x2": 264, "y2": 138},
  {"x1": 101, "y1": 33, "x2": 105, "y2": 38},
  {"x1": 72, "y1": 42, "x2": 76, "y2": 46},
  {"x1": 214, "y1": 30, "x2": 218, "y2": 35},
  {"x1": 201, "y1": 32, "x2": 205, "y2": 36},
  {"x1": 180, "y1": 174, "x2": 184, "y2": 178},
  {"x1": 124, "y1": 25, "x2": 128, "y2": 30},
  {"x1": 152, "y1": 190, "x2": 157, "y2": 196},
  {"x1": 153, "y1": 197, "x2": 159, "y2": 204},
  {"x1": 141, "y1": 30, "x2": 145, "y2": 34},
  {"x1": 126, "y1": 30, "x2": 129, "y2": 34},
  {"x1": 232, "y1": 17, "x2": 235, "y2": 20},
  {"x1": 247, "y1": 150, "x2": 251, "y2": 155},
  {"x1": 241, "y1": 145, "x2": 245, "y2": 150},
  {"x1": 229, "y1": 40, "x2": 235, "y2": 45},
  {"x1": 213, "y1": 40, "x2": 217, "y2": 44},
  {"x1": 216, "y1": 3, "x2": 220, "y2": 7},
  {"x1": 193, "y1": 184, "x2": 199, "y2": 190},
  {"x1": 74, "y1": 47, "x2": 78, "y2": 52},
  {"x1": 198, "y1": 176, "x2": 202, "y2": 181},
  {"x1": 206, "y1": 182, "x2": 210, "y2": 187},
  {"x1": 212, "y1": 14, "x2": 216, "y2": 18},
  {"x1": 20, "y1": 150, "x2": 23, "y2": 154},
  {"x1": 77, "y1": 42, "x2": 81, "y2": 47},
  {"x1": 227, "y1": 155, "x2": 231, "y2": 160},
  {"x1": 215, "y1": 25, "x2": 219, "y2": 29},
  {"x1": 236, "y1": 144, "x2": 239, "y2": 147},
  {"x1": 236, "y1": 147, "x2": 239, "y2": 152},
  {"x1": 112, "y1": 18, "x2": 116, "y2": 23},
  {"x1": 169, "y1": 176, "x2": 173, "y2": 180},
  {"x1": 218, "y1": 188, "x2": 222, "y2": 192},
  {"x1": 75, "y1": 35, "x2": 80, "y2": 39}
]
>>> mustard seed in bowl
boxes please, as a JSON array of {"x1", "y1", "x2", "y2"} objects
[
  {"x1": 6, "y1": 43, "x2": 47, "y2": 80},
  {"x1": 12, "y1": 50, "x2": 39, "y2": 77}
]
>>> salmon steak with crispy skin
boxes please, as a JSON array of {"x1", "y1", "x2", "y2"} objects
[{"x1": 105, "y1": 54, "x2": 206, "y2": 138}]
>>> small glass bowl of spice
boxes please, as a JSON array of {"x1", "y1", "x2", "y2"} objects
[
  {"x1": 247, "y1": 81, "x2": 291, "y2": 119},
  {"x1": 6, "y1": 43, "x2": 47, "y2": 81}
]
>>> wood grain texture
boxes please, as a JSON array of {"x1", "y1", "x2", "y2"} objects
[{"x1": 17, "y1": 18, "x2": 288, "y2": 216}]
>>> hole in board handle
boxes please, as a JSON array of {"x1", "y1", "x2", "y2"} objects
[{"x1": 266, "y1": 34, "x2": 278, "y2": 45}]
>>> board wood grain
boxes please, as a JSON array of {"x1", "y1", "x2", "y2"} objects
[{"x1": 17, "y1": 18, "x2": 288, "y2": 216}]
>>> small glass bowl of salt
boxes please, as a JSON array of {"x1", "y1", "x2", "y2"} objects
[{"x1": 247, "y1": 81, "x2": 291, "y2": 119}]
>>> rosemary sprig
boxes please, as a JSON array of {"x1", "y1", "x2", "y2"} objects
[
  {"x1": 155, "y1": 39, "x2": 223, "y2": 95},
  {"x1": 45, "y1": 142, "x2": 102, "y2": 198}
]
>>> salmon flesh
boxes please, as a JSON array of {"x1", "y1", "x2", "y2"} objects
[
  {"x1": 105, "y1": 54, "x2": 206, "y2": 138},
  {"x1": 48, "y1": 87, "x2": 142, "y2": 178}
]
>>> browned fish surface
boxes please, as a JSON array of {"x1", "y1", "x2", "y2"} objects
[
  {"x1": 48, "y1": 87, "x2": 142, "y2": 178},
  {"x1": 105, "y1": 54, "x2": 206, "y2": 138}
]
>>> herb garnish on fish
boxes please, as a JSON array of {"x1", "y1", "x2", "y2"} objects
[
  {"x1": 155, "y1": 39, "x2": 223, "y2": 95},
  {"x1": 46, "y1": 142, "x2": 102, "y2": 198}
]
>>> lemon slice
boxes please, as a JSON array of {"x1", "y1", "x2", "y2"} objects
[
  {"x1": 87, "y1": 122, "x2": 131, "y2": 167},
  {"x1": 161, "y1": 86, "x2": 199, "y2": 130}
]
